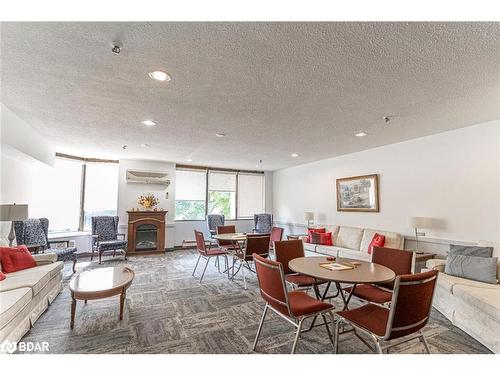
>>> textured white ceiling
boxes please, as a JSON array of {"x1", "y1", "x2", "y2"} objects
[{"x1": 1, "y1": 22, "x2": 499, "y2": 170}]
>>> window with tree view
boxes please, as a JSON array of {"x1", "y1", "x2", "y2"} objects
[
  {"x1": 175, "y1": 169, "x2": 207, "y2": 220},
  {"x1": 208, "y1": 171, "x2": 236, "y2": 219}
]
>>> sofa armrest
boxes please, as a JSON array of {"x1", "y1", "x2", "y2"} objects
[
  {"x1": 33, "y1": 253, "x2": 57, "y2": 266},
  {"x1": 425, "y1": 258, "x2": 446, "y2": 272}
]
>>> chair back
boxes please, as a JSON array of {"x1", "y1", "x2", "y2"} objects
[
  {"x1": 269, "y1": 226, "x2": 284, "y2": 249},
  {"x1": 206, "y1": 214, "x2": 225, "y2": 233},
  {"x1": 254, "y1": 213, "x2": 273, "y2": 234},
  {"x1": 216, "y1": 225, "x2": 236, "y2": 246},
  {"x1": 91, "y1": 216, "x2": 119, "y2": 241},
  {"x1": 194, "y1": 230, "x2": 208, "y2": 256},
  {"x1": 253, "y1": 253, "x2": 292, "y2": 317},
  {"x1": 372, "y1": 246, "x2": 414, "y2": 289},
  {"x1": 274, "y1": 240, "x2": 305, "y2": 274},
  {"x1": 385, "y1": 270, "x2": 438, "y2": 340},
  {"x1": 243, "y1": 235, "x2": 270, "y2": 260},
  {"x1": 13, "y1": 218, "x2": 48, "y2": 249}
]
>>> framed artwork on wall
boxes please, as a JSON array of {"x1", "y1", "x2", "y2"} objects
[{"x1": 336, "y1": 174, "x2": 379, "y2": 212}]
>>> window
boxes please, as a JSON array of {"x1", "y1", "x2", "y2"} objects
[
  {"x1": 175, "y1": 169, "x2": 207, "y2": 220},
  {"x1": 237, "y1": 173, "x2": 265, "y2": 219},
  {"x1": 83, "y1": 162, "x2": 119, "y2": 230},
  {"x1": 208, "y1": 171, "x2": 236, "y2": 219},
  {"x1": 30, "y1": 158, "x2": 83, "y2": 232}
]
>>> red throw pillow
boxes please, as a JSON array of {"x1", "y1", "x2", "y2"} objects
[
  {"x1": 368, "y1": 233, "x2": 386, "y2": 255},
  {"x1": 307, "y1": 227, "x2": 325, "y2": 243},
  {"x1": 0, "y1": 271, "x2": 6, "y2": 281},
  {"x1": 311, "y1": 232, "x2": 333, "y2": 246},
  {"x1": 1, "y1": 245, "x2": 37, "y2": 273}
]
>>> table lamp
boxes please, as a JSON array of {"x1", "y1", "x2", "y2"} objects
[
  {"x1": 304, "y1": 211, "x2": 314, "y2": 228},
  {"x1": 0, "y1": 204, "x2": 29, "y2": 246},
  {"x1": 408, "y1": 216, "x2": 432, "y2": 253}
]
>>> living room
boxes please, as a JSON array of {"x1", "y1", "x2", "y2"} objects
[{"x1": 0, "y1": 1, "x2": 498, "y2": 373}]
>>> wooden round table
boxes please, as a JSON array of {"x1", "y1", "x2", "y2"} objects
[
  {"x1": 211, "y1": 233, "x2": 247, "y2": 242},
  {"x1": 69, "y1": 266, "x2": 135, "y2": 328},
  {"x1": 289, "y1": 256, "x2": 395, "y2": 310}
]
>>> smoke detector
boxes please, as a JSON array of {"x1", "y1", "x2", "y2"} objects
[{"x1": 111, "y1": 43, "x2": 122, "y2": 56}]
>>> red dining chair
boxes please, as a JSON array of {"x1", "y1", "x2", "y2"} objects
[
  {"x1": 334, "y1": 270, "x2": 438, "y2": 354},
  {"x1": 216, "y1": 225, "x2": 240, "y2": 251},
  {"x1": 269, "y1": 226, "x2": 284, "y2": 251},
  {"x1": 231, "y1": 235, "x2": 270, "y2": 289},
  {"x1": 252, "y1": 254, "x2": 336, "y2": 354},
  {"x1": 344, "y1": 246, "x2": 414, "y2": 305},
  {"x1": 192, "y1": 230, "x2": 227, "y2": 283}
]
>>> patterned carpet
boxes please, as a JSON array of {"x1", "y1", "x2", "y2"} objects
[{"x1": 19, "y1": 249, "x2": 491, "y2": 354}]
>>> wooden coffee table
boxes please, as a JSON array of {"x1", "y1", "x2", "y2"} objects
[{"x1": 69, "y1": 266, "x2": 135, "y2": 329}]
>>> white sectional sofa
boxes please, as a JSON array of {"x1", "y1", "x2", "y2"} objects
[
  {"x1": 0, "y1": 253, "x2": 63, "y2": 353},
  {"x1": 423, "y1": 240, "x2": 500, "y2": 354},
  {"x1": 302, "y1": 225, "x2": 405, "y2": 261}
]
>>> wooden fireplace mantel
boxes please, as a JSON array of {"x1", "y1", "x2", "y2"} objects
[{"x1": 127, "y1": 210, "x2": 167, "y2": 256}]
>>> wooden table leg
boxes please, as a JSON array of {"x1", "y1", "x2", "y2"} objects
[
  {"x1": 119, "y1": 289, "x2": 126, "y2": 320},
  {"x1": 70, "y1": 296, "x2": 77, "y2": 329}
]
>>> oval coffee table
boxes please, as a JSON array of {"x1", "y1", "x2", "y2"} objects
[
  {"x1": 69, "y1": 266, "x2": 135, "y2": 329},
  {"x1": 289, "y1": 256, "x2": 395, "y2": 310}
]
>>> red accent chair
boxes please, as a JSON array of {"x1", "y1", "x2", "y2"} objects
[
  {"x1": 334, "y1": 270, "x2": 438, "y2": 354},
  {"x1": 344, "y1": 246, "x2": 414, "y2": 305},
  {"x1": 216, "y1": 225, "x2": 240, "y2": 251},
  {"x1": 269, "y1": 226, "x2": 284, "y2": 251},
  {"x1": 252, "y1": 254, "x2": 336, "y2": 353},
  {"x1": 192, "y1": 230, "x2": 227, "y2": 283},
  {"x1": 231, "y1": 235, "x2": 270, "y2": 289}
]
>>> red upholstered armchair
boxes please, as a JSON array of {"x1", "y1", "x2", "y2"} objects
[
  {"x1": 334, "y1": 270, "x2": 438, "y2": 354},
  {"x1": 252, "y1": 253, "x2": 336, "y2": 354},
  {"x1": 192, "y1": 230, "x2": 227, "y2": 283}
]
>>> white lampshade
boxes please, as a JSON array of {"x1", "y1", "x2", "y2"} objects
[
  {"x1": 304, "y1": 211, "x2": 314, "y2": 221},
  {"x1": 0, "y1": 204, "x2": 29, "y2": 221},
  {"x1": 409, "y1": 216, "x2": 432, "y2": 228}
]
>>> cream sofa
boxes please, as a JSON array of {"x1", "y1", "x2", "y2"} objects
[
  {"x1": 302, "y1": 225, "x2": 405, "y2": 261},
  {"x1": 0, "y1": 253, "x2": 63, "y2": 353},
  {"x1": 423, "y1": 240, "x2": 500, "y2": 353}
]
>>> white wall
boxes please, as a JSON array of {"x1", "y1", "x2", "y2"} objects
[
  {"x1": 273, "y1": 120, "x2": 500, "y2": 245},
  {"x1": 117, "y1": 159, "x2": 176, "y2": 248}
]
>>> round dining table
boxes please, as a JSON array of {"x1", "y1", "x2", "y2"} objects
[
  {"x1": 211, "y1": 233, "x2": 248, "y2": 242},
  {"x1": 289, "y1": 256, "x2": 395, "y2": 310}
]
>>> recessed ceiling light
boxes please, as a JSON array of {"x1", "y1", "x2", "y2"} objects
[
  {"x1": 141, "y1": 120, "x2": 156, "y2": 126},
  {"x1": 355, "y1": 132, "x2": 368, "y2": 137},
  {"x1": 141, "y1": 144, "x2": 149, "y2": 148},
  {"x1": 215, "y1": 133, "x2": 226, "y2": 138},
  {"x1": 290, "y1": 153, "x2": 299, "y2": 157},
  {"x1": 255, "y1": 164, "x2": 259, "y2": 168},
  {"x1": 187, "y1": 159, "x2": 193, "y2": 162},
  {"x1": 148, "y1": 70, "x2": 171, "y2": 82}
]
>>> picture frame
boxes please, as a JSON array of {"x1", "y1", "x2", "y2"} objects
[{"x1": 336, "y1": 174, "x2": 379, "y2": 212}]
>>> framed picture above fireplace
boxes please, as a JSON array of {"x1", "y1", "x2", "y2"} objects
[{"x1": 336, "y1": 174, "x2": 379, "y2": 212}]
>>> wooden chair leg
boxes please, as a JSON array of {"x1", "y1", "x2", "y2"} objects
[{"x1": 99, "y1": 251, "x2": 102, "y2": 264}]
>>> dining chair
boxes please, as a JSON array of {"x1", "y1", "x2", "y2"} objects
[
  {"x1": 252, "y1": 254, "x2": 336, "y2": 354},
  {"x1": 253, "y1": 213, "x2": 272, "y2": 234},
  {"x1": 215, "y1": 225, "x2": 239, "y2": 251},
  {"x1": 230, "y1": 234, "x2": 269, "y2": 289},
  {"x1": 334, "y1": 269, "x2": 438, "y2": 354},
  {"x1": 344, "y1": 246, "x2": 414, "y2": 305},
  {"x1": 192, "y1": 230, "x2": 227, "y2": 283},
  {"x1": 206, "y1": 214, "x2": 225, "y2": 238},
  {"x1": 269, "y1": 226, "x2": 284, "y2": 251}
]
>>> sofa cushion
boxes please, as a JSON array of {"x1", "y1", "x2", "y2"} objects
[
  {"x1": 360, "y1": 229, "x2": 404, "y2": 253},
  {"x1": 315, "y1": 245, "x2": 338, "y2": 257},
  {"x1": 453, "y1": 284, "x2": 500, "y2": 323},
  {"x1": 337, "y1": 247, "x2": 371, "y2": 261},
  {"x1": 478, "y1": 240, "x2": 500, "y2": 280},
  {"x1": 368, "y1": 233, "x2": 385, "y2": 255},
  {"x1": 436, "y1": 271, "x2": 499, "y2": 294},
  {"x1": 445, "y1": 254, "x2": 498, "y2": 284},
  {"x1": 0, "y1": 262, "x2": 63, "y2": 296},
  {"x1": 449, "y1": 245, "x2": 493, "y2": 257},
  {"x1": 1, "y1": 246, "x2": 37, "y2": 273},
  {"x1": 311, "y1": 232, "x2": 333, "y2": 246},
  {"x1": 0, "y1": 287, "x2": 32, "y2": 330},
  {"x1": 336, "y1": 226, "x2": 363, "y2": 250}
]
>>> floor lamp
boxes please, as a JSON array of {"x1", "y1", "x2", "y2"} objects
[{"x1": 0, "y1": 204, "x2": 29, "y2": 246}]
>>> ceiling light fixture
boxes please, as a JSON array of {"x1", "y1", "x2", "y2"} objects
[
  {"x1": 187, "y1": 159, "x2": 193, "y2": 162},
  {"x1": 215, "y1": 133, "x2": 226, "y2": 138},
  {"x1": 141, "y1": 120, "x2": 156, "y2": 126},
  {"x1": 148, "y1": 70, "x2": 171, "y2": 82},
  {"x1": 290, "y1": 153, "x2": 299, "y2": 157},
  {"x1": 141, "y1": 144, "x2": 149, "y2": 148},
  {"x1": 355, "y1": 132, "x2": 368, "y2": 137}
]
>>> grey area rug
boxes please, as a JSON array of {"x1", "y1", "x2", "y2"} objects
[{"x1": 19, "y1": 249, "x2": 491, "y2": 354}]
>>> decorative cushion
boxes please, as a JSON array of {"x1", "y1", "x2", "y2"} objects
[
  {"x1": 445, "y1": 254, "x2": 498, "y2": 284},
  {"x1": 368, "y1": 233, "x2": 385, "y2": 255},
  {"x1": 98, "y1": 240, "x2": 128, "y2": 250},
  {"x1": 306, "y1": 227, "x2": 325, "y2": 243},
  {"x1": 360, "y1": 229, "x2": 403, "y2": 252},
  {"x1": 478, "y1": 240, "x2": 500, "y2": 280},
  {"x1": 449, "y1": 245, "x2": 493, "y2": 257},
  {"x1": 311, "y1": 232, "x2": 333, "y2": 246},
  {"x1": 0, "y1": 271, "x2": 6, "y2": 281},
  {"x1": 1, "y1": 246, "x2": 37, "y2": 273}
]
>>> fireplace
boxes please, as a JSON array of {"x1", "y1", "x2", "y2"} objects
[{"x1": 127, "y1": 210, "x2": 167, "y2": 255}]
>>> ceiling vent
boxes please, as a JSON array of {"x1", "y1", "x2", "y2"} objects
[{"x1": 126, "y1": 170, "x2": 171, "y2": 186}]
